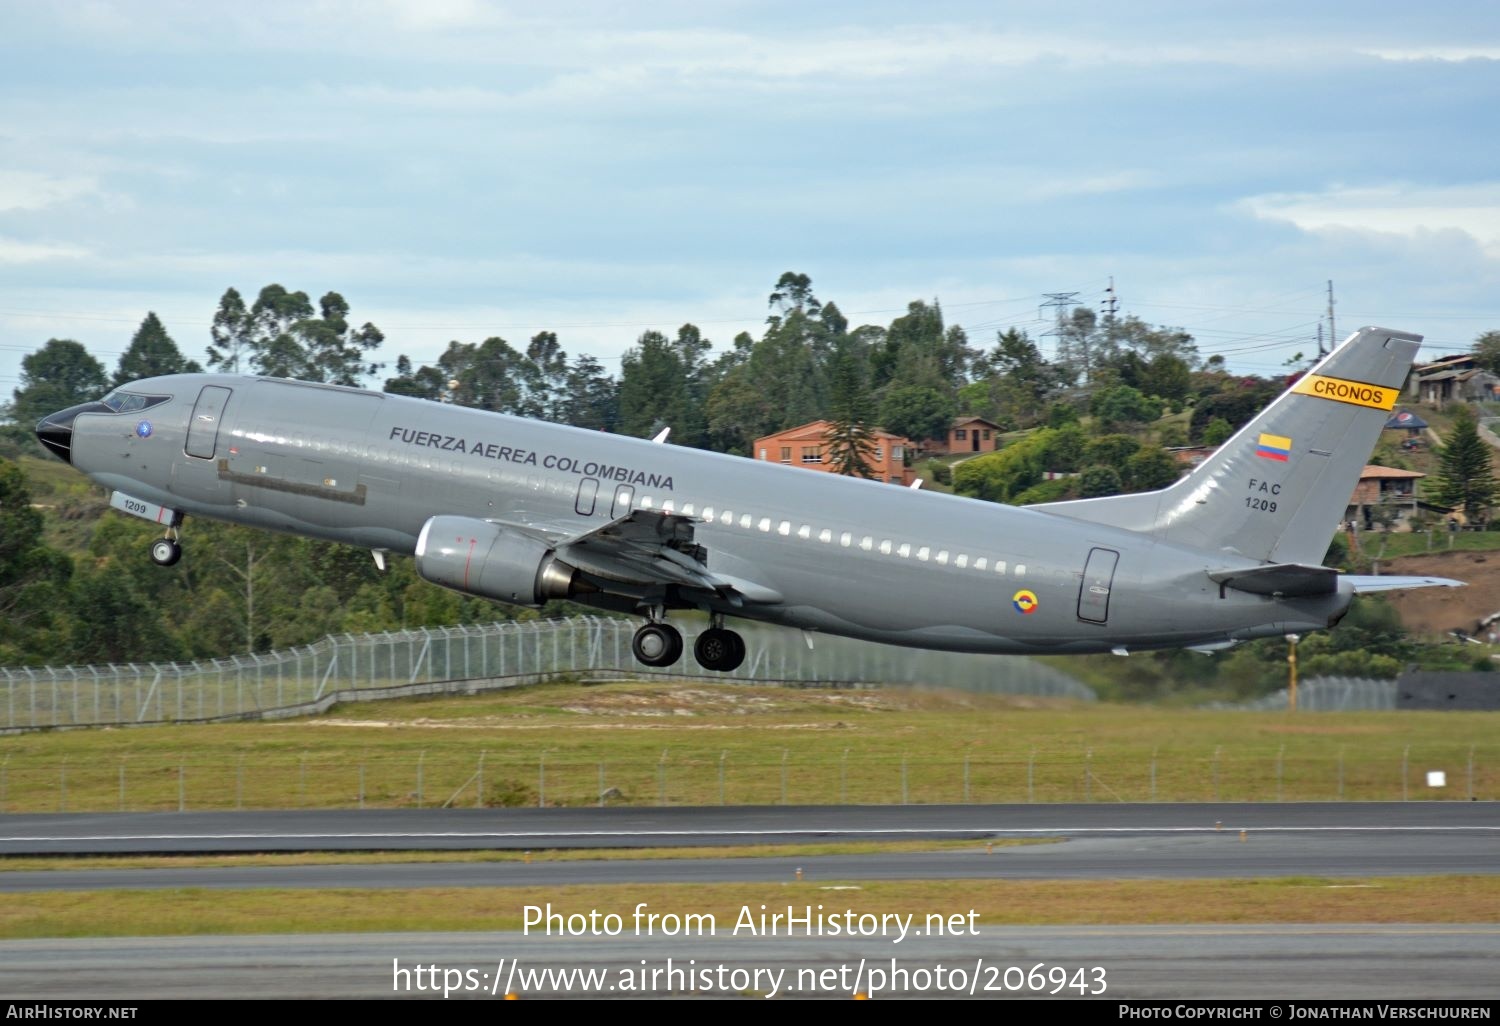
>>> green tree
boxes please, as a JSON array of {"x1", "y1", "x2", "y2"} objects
[
  {"x1": 619, "y1": 329, "x2": 699, "y2": 443},
  {"x1": 1472, "y1": 330, "x2": 1500, "y2": 375},
  {"x1": 206, "y1": 287, "x2": 252, "y2": 373},
  {"x1": 113, "y1": 312, "x2": 201, "y2": 387},
  {"x1": 9, "y1": 339, "x2": 109, "y2": 428},
  {"x1": 1078, "y1": 464, "x2": 1123, "y2": 498},
  {"x1": 1090, "y1": 385, "x2": 1164, "y2": 432},
  {"x1": 560, "y1": 354, "x2": 619, "y2": 432},
  {"x1": 1124, "y1": 447, "x2": 1181, "y2": 491},
  {"x1": 0, "y1": 458, "x2": 73, "y2": 662},
  {"x1": 1201, "y1": 417, "x2": 1234, "y2": 446},
  {"x1": 298, "y1": 291, "x2": 385, "y2": 385},
  {"x1": 823, "y1": 337, "x2": 877, "y2": 478},
  {"x1": 879, "y1": 385, "x2": 956, "y2": 446},
  {"x1": 1434, "y1": 405, "x2": 1497, "y2": 525}
]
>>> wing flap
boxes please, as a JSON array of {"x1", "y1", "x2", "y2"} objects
[{"x1": 493, "y1": 508, "x2": 783, "y2": 603}]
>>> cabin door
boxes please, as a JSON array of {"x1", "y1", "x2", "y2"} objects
[
  {"x1": 1077, "y1": 547, "x2": 1119, "y2": 624},
  {"x1": 185, "y1": 386, "x2": 232, "y2": 459}
]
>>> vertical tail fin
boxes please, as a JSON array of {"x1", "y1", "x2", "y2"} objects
[{"x1": 1033, "y1": 326, "x2": 1422, "y2": 565}]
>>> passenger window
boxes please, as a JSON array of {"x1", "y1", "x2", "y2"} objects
[
  {"x1": 975, "y1": 558, "x2": 988, "y2": 571},
  {"x1": 681, "y1": 503, "x2": 694, "y2": 516},
  {"x1": 840, "y1": 532, "x2": 852, "y2": 547},
  {"x1": 995, "y1": 560, "x2": 1007, "y2": 574},
  {"x1": 955, "y1": 554, "x2": 968, "y2": 568},
  {"x1": 916, "y1": 546, "x2": 929, "y2": 561},
  {"x1": 759, "y1": 518, "x2": 772, "y2": 532},
  {"x1": 1015, "y1": 564, "x2": 1026, "y2": 577},
  {"x1": 797, "y1": 525, "x2": 811, "y2": 540},
  {"x1": 897, "y1": 543, "x2": 911, "y2": 558},
  {"x1": 778, "y1": 521, "x2": 791, "y2": 536},
  {"x1": 879, "y1": 540, "x2": 892, "y2": 555},
  {"x1": 860, "y1": 536, "x2": 873, "y2": 551},
  {"x1": 662, "y1": 500, "x2": 675, "y2": 512},
  {"x1": 740, "y1": 514, "x2": 752, "y2": 528},
  {"x1": 936, "y1": 550, "x2": 949, "y2": 565},
  {"x1": 819, "y1": 529, "x2": 832, "y2": 544},
  {"x1": 701, "y1": 506, "x2": 713, "y2": 520}
]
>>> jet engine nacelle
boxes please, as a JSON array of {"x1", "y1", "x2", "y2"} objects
[{"x1": 414, "y1": 515, "x2": 578, "y2": 606}]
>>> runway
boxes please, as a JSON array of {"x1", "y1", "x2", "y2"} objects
[
  {"x1": 2, "y1": 801, "x2": 1496, "y2": 855},
  {"x1": 4, "y1": 803, "x2": 1496, "y2": 999},
  {"x1": 2, "y1": 831, "x2": 1498, "y2": 890},
  {"x1": 4, "y1": 926, "x2": 1497, "y2": 999}
]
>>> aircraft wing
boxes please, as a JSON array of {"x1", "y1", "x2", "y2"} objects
[
  {"x1": 1210, "y1": 563, "x2": 1464, "y2": 597},
  {"x1": 494, "y1": 510, "x2": 783, "y2": 604}
]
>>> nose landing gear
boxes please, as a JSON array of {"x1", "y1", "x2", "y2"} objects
[{"x1": 149, "y1": 526, "x2": 183, "y2": 567}]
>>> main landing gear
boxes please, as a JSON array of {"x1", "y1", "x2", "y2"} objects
[{"x1": 630, "y1": 615, "x2": 746, "y2": 673}]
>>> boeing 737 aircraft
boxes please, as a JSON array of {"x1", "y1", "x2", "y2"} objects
[{"x1": 34, "y1": 325, "x2": 1460, "y2": 672}]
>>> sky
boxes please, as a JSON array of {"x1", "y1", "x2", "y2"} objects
[{"x1": 2, "y1": 0, "x2": 1499, "y2": 405}]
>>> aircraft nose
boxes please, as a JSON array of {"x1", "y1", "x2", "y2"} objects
[{"x1": 35, "y1": 406, "x2": 81, "y2": 463}]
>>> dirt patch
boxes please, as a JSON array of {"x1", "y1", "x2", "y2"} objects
[{"x1": 1378, "y1": 551, "x2": 1500, "y2": 636}]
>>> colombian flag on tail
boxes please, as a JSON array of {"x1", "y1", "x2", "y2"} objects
[{"x1": 1255, "y1": 433, "x2": 1292, "y2": 462}]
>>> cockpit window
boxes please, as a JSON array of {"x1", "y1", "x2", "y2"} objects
[{"x1": 100, "y1": 391, "x2": 171, "y2": 414}]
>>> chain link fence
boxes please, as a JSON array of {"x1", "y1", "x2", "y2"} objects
[
  {"x1": 0, "y1": 615, "x2": 1094, "y2": 732},
  {"x1": 2, "y1": 742, "x2": 1488, "y2": 812},
  {"x1": 1206, "y1": 676, "x2": 1396, "y2": 712}
]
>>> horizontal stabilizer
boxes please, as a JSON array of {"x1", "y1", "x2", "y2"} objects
[
  {"x1": 1209, "y1": 563, "x2": 1338, "y2": 597},
  {"x1": 1341, "y1": 575, "x2": 1466, "y2": 594}
]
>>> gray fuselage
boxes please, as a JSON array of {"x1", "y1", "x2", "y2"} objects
[{"x1": 65, "y1": 373, "x2": 1346, "y2": 654}]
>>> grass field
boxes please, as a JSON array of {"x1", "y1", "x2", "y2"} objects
[
  {"x1": 3, "y1": 678, "x2": 1498, "y2": 941},
  {"x1": 2, "y1": 877, "x2": 1497, "y2": 939},
  {"x1": 2, "y1": 682, "x2": 1495, "y2": 810}
]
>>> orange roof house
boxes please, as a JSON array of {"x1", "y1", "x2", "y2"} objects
[{"x1": 753, "y1": 420, "x2": 915, "y2": 485}]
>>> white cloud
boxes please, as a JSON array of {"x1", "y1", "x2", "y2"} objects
[
  {"x1": 1240, "y1": 184, "x2": 1500, "y2": 256},
  {"x1": 0, "y1": 172, "x2": 98, "y2": 213},
  {"x1": 0, "y1": 237, "x2": 91, "y2": 263},
  {"x1": 1362, "y1": 47, "x2": 1500, "y2": 62}
]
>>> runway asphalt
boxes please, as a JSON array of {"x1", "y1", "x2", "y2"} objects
[
  {"x1": 1, "y1": 801, "x2": 1495, "y2": 855},
  {"x1": 3, "y1": 926, "x2": 1497, "y2": 999},
  {"x1": 3, "y1": 803, "x2": 1495, "y2": 1000}
]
